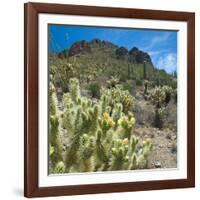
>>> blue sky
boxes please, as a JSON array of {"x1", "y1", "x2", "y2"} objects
[{"x1": 49, "y1": 25, "x2": 177, "y2": 74}]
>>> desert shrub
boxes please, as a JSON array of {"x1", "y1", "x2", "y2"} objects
[
  {"x1": 122, "y1": 82, "x2": 132, "y2": 93},
  {"x1": 88, "y1": 82, "x2": 101, "y2": 99},
  {"x1": 50, "y1": 78, "x2": 152, "y2": 173},
  {"x1": 119, "y1": 73, "x2": 127, "y2": 82},
  {"x1": 136, "y1": 79, "x2": 143, "y2": 86},
  {"x1": 50, "y1": 62, "x2": 80, "y2": 93}
]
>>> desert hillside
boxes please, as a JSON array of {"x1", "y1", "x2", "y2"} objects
[{"x1": 49, "y1": 39, "x2": 177, "y2": 173}]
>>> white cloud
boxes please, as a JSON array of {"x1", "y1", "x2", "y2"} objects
[
  {"x1": 148, "y1": 51, "x2": 161, "y2": 56},
  {"x1": 148, "y1": 49, "x2": 169, "y2": 56},
  {"x1": 156, "y1": 53, "x2": 177, "y2": 73},
  {"x1": 142, "y1": 32, "x2": 171, "y2": 51},
  {"x1": 151, "y1": 32, "x2": 171, "y2": 44}
]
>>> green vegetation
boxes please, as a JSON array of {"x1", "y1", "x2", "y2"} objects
[
  {"x1": 49, "y1": 79, "x2": 152, "y2": 173},
  {"x1": 49, "y1": 82, "x2": 63, "y2": 171},
  {"x1": 49, "y1": 47, "x2": 175, "y2": 91},
  {"x1": 88, "y1": 82, "x2": 101, "y2": 99},
  {"x1": 48, "y1": 39, "x2": 177, "y2": 172}
]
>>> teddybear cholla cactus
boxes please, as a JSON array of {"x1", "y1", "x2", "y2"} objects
[
  {"x1": 106, "y1": 75, "x2": 120, "y2": 88},
  {"x1": 150, "y1": 86, "x2": 166, "y2": 108},
  {"x1": 51, "y1": 78, "x2": 152, "y2": 173},
  {"x1": 162, "y1": 85, "x2": 173, "y2": 105},
  {"x1": 49, "y1": 82, "x2": 63, "y2": 172},
  {"x1": 149, "y1": 85, "x2": 173, "y2": 129},
  {"x1": 101, "y1": 85, "x2": 134, "y2": 114}
]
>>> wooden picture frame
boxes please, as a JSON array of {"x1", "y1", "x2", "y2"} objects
[{"x1": 24, "y1": 2, "x2": 195, "y2": 198}]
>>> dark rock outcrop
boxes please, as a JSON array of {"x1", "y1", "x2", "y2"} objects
[
  {"x1": 115, "y1": 47, "x2": 129, "y2": 60},
  {"x1": 101, "y1": 40, "x2": 118, "y2": 49},
  {"x1": 68, "y1": 40, "x2": 91, "y2": 56},
  {"x1": 91, "y1": 38, "x2": 102, "y2": 46},
  {"x1": 66, "y1": 39, "x2": 153, "y2": 66},
  {"x1": 129, "y1": 47, "x2": 152, "y2": 64}
]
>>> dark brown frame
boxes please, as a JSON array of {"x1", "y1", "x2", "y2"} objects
[{"x1": 24, "y1": 2, "x2": 195, "y2": 198}]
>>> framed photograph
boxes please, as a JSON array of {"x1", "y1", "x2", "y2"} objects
[{"x1": 24, "y1": 2, "x2": 195, "y2": 197}]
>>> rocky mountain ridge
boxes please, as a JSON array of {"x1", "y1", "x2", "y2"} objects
[{"x1": 58, "y1": 38, "x2": 153, "y2": 66}]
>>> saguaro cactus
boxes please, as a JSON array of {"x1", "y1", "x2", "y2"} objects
[{"x1": 143, "y1": 61, "x2": 147, "y2": 79}]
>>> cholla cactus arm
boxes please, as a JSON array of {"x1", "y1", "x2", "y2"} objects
[
  {"x1": 49, "y1": 82, "x2": 63, "y2": 172},
  {"x1": 62, "y1": 109, "x2": 75, "y2": 133},
  {"x1": 64, "y1": 108, "x2": 83, "y2": 172},
  {"x1": 61, "y1": 92, "x2": 76, "y2": 133},
  {"x1": 100, "y1": 94, "x2": 109, "y2": 115},
  {"x1": 98, "y1": 112, "x2": 115, "y2": 136},
  {"x1": 95, "y1": 130, "x2": 109, "y2": 170},
  {"x1": 142, "y1": 139, "x2": 153, "y2": 158},
  {"x1": 117, "y1": 112, "x2": 135, "y2": 139},
  {"x1": 49, "y1": 115, "x2": 63, "y2": 169},
  {"x1": 69, "y1": 78, "x2": 80, "y2": 104},
  {"x1": 129, "y1": 136, "x2": 139, "y2": 154},
  {"x1": 111, "y1": 103, "x2": 123, "y2": 130},
  {"x1": 49, "y1": 82, "x2": 57, "y2": 116},
  {"x1": 64, "y1": 135, "x2": 80, "y2": 172},
  {"x1": 128, "y1": 153, "x2": 137, "y2": 170},
  {"x1": 88, "y1": 105, "x2": 99, "y2": 134},
  {"x1": 136, "y1": 139, "x2": 153, "y2": 169},
  {"x1": 109, "y1": 138, "x2": 129, "y2": 171},
  {"x1": 78, "y1": 134, "x2": 96, "y2": 172}
]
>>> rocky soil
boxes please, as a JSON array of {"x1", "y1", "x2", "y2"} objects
[{"x1": 134, "y1": 88, "x2": 177, "y2": 169}]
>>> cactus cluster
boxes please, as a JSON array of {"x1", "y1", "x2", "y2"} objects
[
  {"x1": 150, "y1": 85, "x2": 173, "y2": 108},
  {"x1": 101, "y1": 85, "x2": 134, "y2": 114},
  {"x1": 49, "y1": 82, "x2": 63, "y2": 172},
  {"x1": 106, "y1": 76, "x2": 120, "y2": 88},
  {"x1": 49, "y1": 78, "x2": 152, "y2": 173},
  {"x1": 162, "y1": 85, "x2": 173, "y2": 105},
  {"x1": 149, "y1": 85, "x2": 173, "y2": 129},
  {"x1": 150, "y1": 86, "x2": 166, "y2": 109},
  {"x1": 50, "y1": 61, "x2": 80, "y2": 93}
]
